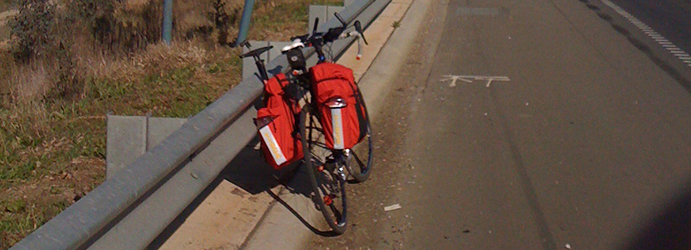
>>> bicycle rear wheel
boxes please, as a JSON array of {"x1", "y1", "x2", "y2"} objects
[
  {"x1": 347, "y1": 88, "x2": 373, "y2": 183},
  {"x1": 300, "y1": 106, "x2": 348, "y2": 234}
]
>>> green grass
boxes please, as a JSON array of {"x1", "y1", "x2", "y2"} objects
[{"x1": 0, "y1": 199, "x2": 70, "y2": 248}]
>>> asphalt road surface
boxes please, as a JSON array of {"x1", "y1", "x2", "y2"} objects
[{"x1": 308, "y1": 0, "x2": 691, "y2": 249}]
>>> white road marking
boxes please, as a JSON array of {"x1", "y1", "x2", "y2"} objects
[
  {"x1": 441, "y1": 75, "x2": 510, "y2": 88},
  {"x1": 602, "y1": 0, "x2": 691, "y2": 67}
]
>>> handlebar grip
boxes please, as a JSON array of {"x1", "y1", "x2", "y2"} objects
[{"x1": 354, "y1": 21, "x2": 368, "y2": 45}]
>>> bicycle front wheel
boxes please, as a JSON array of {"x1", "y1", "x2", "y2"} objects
[{"x1": 300, "y1": 106, "x2": 348, "y2": 234}]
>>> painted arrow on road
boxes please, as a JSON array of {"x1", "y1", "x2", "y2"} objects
[{"x1": 441, "y1": 75, "x2": 510, "y2": 87}]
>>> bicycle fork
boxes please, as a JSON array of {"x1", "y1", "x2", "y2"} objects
[{"x1": 326, "y1": 150, "x2": 352, "y2": 181}]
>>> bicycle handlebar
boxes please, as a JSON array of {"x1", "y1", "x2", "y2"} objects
[
  {"x1": 239, "y1": 45, "x2": 273, "y2": 59},
  {"x1": 284, "y1": 13, "x2": 367, "y2": 63}
]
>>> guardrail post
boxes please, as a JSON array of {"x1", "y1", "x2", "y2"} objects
[
  {"x1": 162, "y1": 0, "x2": 173, "y2": 44},
  {"x1": 235, "y1": 0, "x2": 256, "y2": 46}
]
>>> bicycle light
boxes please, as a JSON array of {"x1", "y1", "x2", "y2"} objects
[
  {"x1": 326, "y1": 97, "x2": 347, "y2": 150},
  {"x1": 326, "y1": 97, "x2": 347, "y2": 108}
]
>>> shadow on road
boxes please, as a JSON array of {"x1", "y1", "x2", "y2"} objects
[
  {"x1": 266, "y1": 188, "x2": 339, "y2": 237},
  {"x1": 149, "y1": 135, "x2": 334, "y2": 248},
  {"x1": 623, "y1": 183, "x2": 691, "y2": 250}
]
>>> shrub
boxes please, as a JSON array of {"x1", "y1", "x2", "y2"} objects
[{"x1": 9, "y1": 0, "x2": 57, "y2": 62}]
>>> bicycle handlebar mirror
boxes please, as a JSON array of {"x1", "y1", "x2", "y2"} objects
[
  {"x1": 354, "y1": 21, "x2": 368, "y2": 45},
  {"x1": 334, "y1": 12, "x2": 347, "y2": 28}
]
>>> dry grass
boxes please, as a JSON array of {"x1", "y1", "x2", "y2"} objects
[
  {"x1": 10, "y1": 63, "x2": 51, "y2": 102},
  {"x1": 0, "y1": 0, "x2": 343, "y2": 248},
  {"x1": 0, "y1": 22, "x2": 9, "y2": 40},
  {"x1": 0, "y1": 1, "x2": 13, "y2": 13}
]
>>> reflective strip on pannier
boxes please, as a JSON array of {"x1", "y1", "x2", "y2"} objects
[
  {"x1": 331, "y1": 108, "x2": 345, "y2": 150},
  {"x1": 259, "y1": 125, "x2": 288, "y2": 166}
]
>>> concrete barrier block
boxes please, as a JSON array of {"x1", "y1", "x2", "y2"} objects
[
  {"x1": 107, "y1": 116, "x2": 189, "y2": 179},
  {"x1": 309, "y1": 5, "x2": 347, "y2": 33},
  {"x1": 327, "y1": 6, "x2": 346, "y2": 21},
  {"x1": 308, "y1": 5, "x2": 328, "y2": 33},
  {"x1": 106, "y1": 115, "x2": 147, "y2": 179},
  {"x1": 147, "y1": 117, "x2": 188, "y2": 151}
]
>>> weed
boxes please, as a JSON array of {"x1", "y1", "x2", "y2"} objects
[
  {"x1": 0, "y1": 199, "x2": 71, "y2": 249},
  {"x1": 3, "y1": 199, "x2": 26, "y2": 213},
  {"x1": 392, "y1": 20, "x2": 400, "y2": 29}
]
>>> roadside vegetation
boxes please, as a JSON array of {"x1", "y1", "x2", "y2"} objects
[
  {"x1": 0, "y1": 0, "x2": 14, "y2": 12},
  {"x1": 0, "y1": 0, "x2": 340, "y2": 248}
]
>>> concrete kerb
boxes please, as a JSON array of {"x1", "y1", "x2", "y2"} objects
[
  {"x1": 241, "y1": 0, "x2": 431, "y2": 249},
  {"x1": 358, "y1": 0, "x2": 430, "y2": 120}
]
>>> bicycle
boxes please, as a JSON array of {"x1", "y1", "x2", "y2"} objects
[{"x1": 240, "y1": 13, "x2": 373, "y2": 234}]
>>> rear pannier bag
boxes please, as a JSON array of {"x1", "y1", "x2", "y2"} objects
[
  {"x1": 255, "y1": 73, "x2": 302, "y2": 170},
  {"x1": 310, "y1": 62, "x2": 368, "y2": 150}
]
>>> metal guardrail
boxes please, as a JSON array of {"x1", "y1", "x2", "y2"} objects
[{"x1": 9, "y1": 0, "x2": 391, "y2": 249}]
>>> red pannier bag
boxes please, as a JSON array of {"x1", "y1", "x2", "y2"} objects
[
  {"x1": 310, "y1": 62, "x2": 368, "y2": 150},
  {"x1": 255, "y1": 73, "x2": 302, "y2": 170}
]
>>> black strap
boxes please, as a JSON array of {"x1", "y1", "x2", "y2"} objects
[{"x1": 348, "y1": 82, "x2": 368, "y2": 143}]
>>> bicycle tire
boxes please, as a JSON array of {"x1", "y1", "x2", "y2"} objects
[
  {"x1": 300, "y1": 106, "x2": 348, "y2": 234},
  {"x1": 347, "y1": 88, "x2": 373, "y2": 183}
]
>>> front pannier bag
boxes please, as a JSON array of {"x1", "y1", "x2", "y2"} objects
[
  {"x1": 255, "y1": 73, "x2": 302, "y2": 170},
  {"x1": 310, "y1": 62, "x2": 368, "y2": 150}
]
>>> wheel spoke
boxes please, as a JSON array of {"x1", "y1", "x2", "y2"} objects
[{"x1": 307, "y1": 140, "x2": 329, "y2": 149}]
